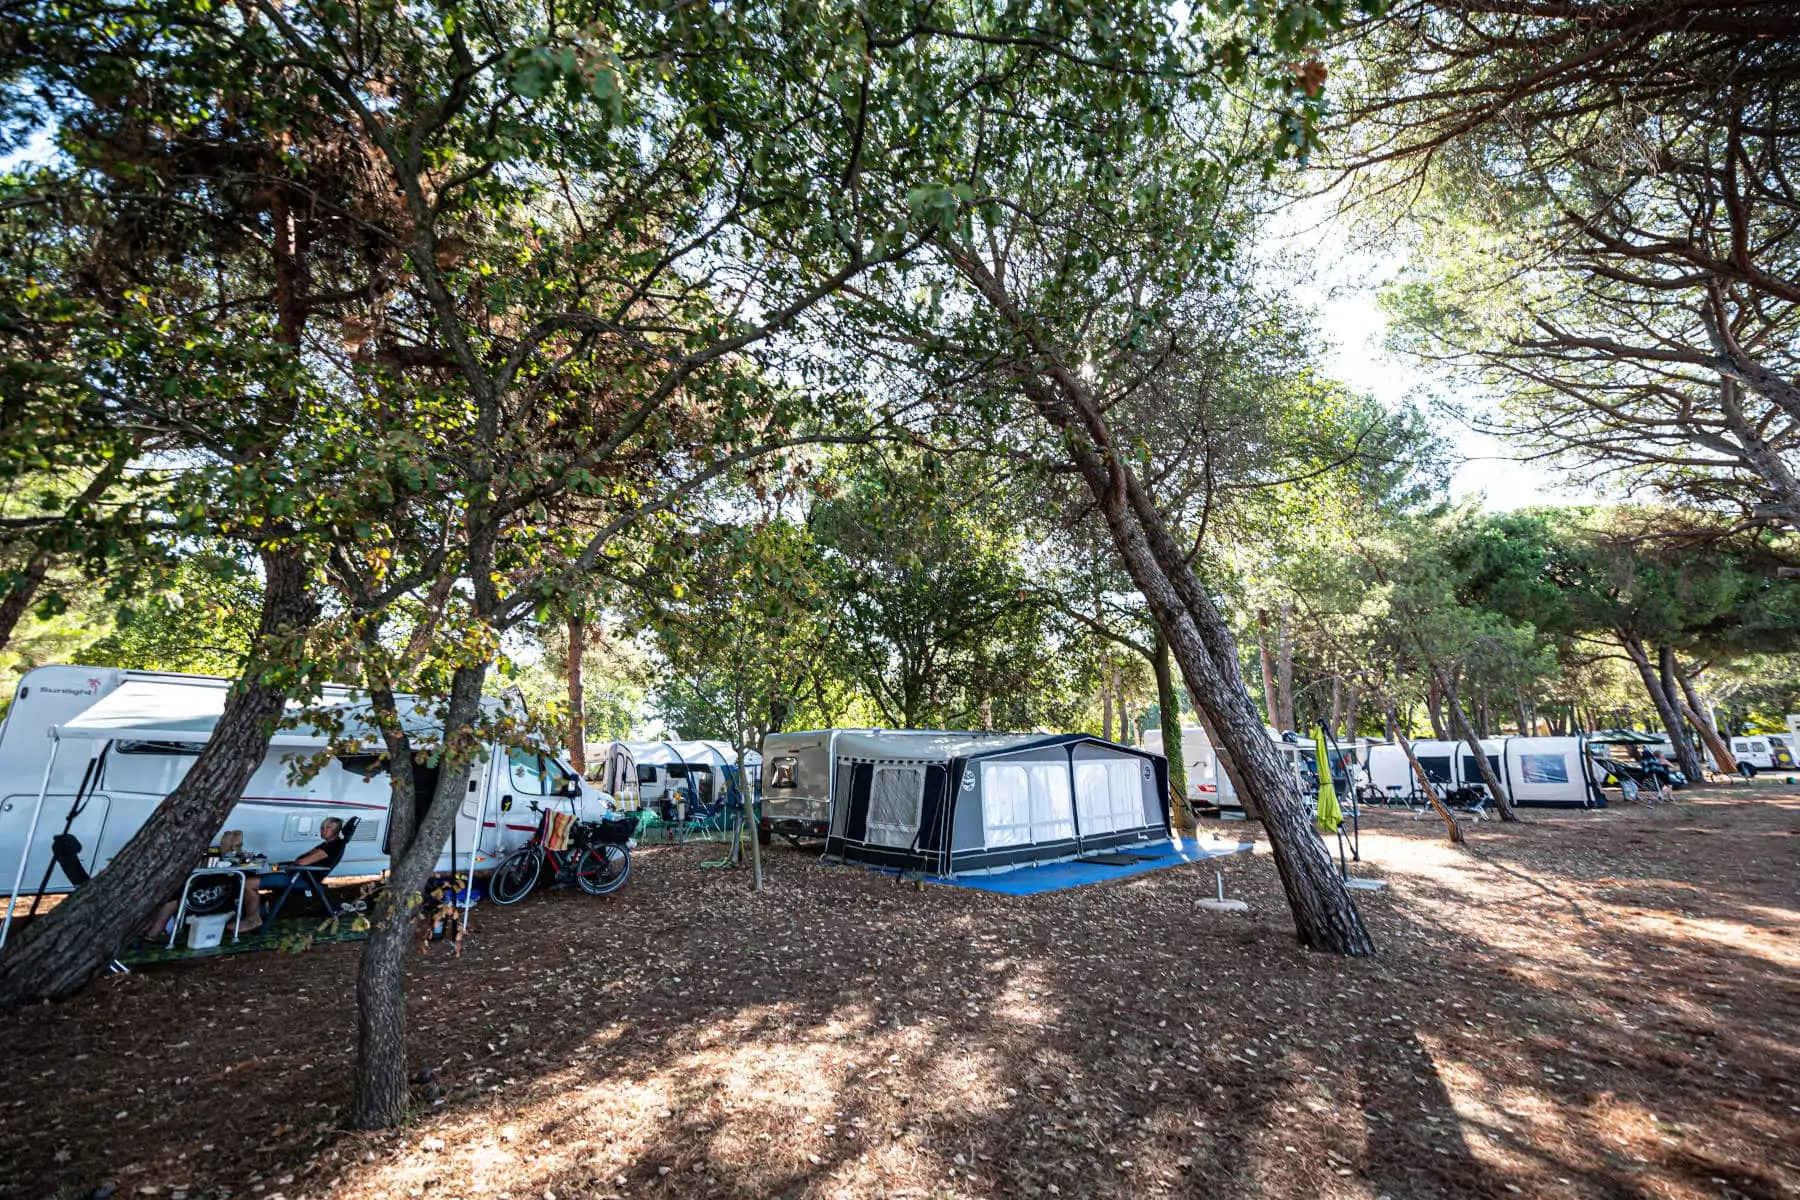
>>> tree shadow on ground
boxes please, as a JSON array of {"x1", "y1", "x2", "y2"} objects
[{"x1": 1, "y1": 793, "x2": 1796, "y2": 1200}]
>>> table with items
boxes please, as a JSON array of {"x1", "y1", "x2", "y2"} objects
[{"x1": 166, "y1": 851, "x2": 271, "y2": 949}]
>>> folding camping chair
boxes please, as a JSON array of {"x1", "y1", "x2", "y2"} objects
[{"x1": 263, "y1": 816, "x2": 359, "y2": 920}]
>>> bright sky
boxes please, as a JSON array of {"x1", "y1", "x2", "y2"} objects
[{"x1": 1266, "y1": 195, "x2": 1601, "y2": 513}]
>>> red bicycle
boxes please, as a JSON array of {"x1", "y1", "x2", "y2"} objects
[{"x1": 487, "y1": 802, "x2": 631, "y2": 904}]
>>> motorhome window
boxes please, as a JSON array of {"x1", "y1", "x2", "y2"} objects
[
  {"x1": 105, "y1": 744, "x2": 201, "y2": 795},
  {"x1": 544, "y1": 757, "x2": 578, "y2": 796},
  {"x1": 1750, "y1": 740, "x2": 1768, "y2": 753},
  {"x1": 767, "y1": 757, "x2": 799, "y2": 788},
  {"x1": 635, "y1": 765, "x2": 658, "y2": 784},
  {"x1": 508, "y1": 747, "x2": 549, "y2": 796},
  {"x1": 114, "y1": 740, "x2": 203, "y2": 756}
]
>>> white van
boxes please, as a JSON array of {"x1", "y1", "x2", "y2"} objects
[
  {"x1": 0, "y1": 665, "x2": 597, "y2": 922},
  {"x1": 1725, "y1": 734, "x2": 1794, "y2": 774}
]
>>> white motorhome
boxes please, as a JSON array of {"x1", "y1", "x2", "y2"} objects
[
  {"x1": 1139, "y1": 724, "x2": 1236, "y2": 811},
  {"x1": 0, "y1": 666, "x2": 599, "y2": 933},
  {"x1": 1139, "y1": 723, "x2": 1312, "y2": 814}
]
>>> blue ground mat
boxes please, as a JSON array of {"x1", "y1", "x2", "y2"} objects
[{"x1": 923, "y1": 837, "x2": 1255, "y2": 896}]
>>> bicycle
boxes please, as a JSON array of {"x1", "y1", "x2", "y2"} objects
[{"x1": 488, "y1": 803, "x2": 632, "y2": 905}]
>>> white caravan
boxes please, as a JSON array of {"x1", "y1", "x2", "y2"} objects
[
  {"x1": 593, "y1": 739, "x2": 760, "y2": 819},
  {"x1": 0, "y1": 666, "x2": 600, "y2": 936},
  {"x1": 758, "y1": 729, "x2": 881, "y2": 842},
  {"x1": 1363, "y1": 735, "x2": 1604, "y2": 807},
  {"x1": 1139, "y1": 723, "x2": 1317, "y2": 815},
  {"x1": 1139, "y1": 724, "x2": 1237, "y2": 811},
  {"x1": 760, "y1": 728, "x2": 1024, "y2": 842}
]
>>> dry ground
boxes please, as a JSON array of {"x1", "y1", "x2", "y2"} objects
[{"x1": 2, "y1": 785, "x2": 1797, "y2": 1200}]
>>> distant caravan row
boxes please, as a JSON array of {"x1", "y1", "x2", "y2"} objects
[{"x1": 1139, "y1": 723, "x2": 1760, "y2": 813}]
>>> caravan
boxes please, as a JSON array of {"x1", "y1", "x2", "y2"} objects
[
  {"x1": 592, "y1": 739, "x2": 760, "y2": 822},
  {"x1": 1363, "y1": 735, "x2": 1605, "y2": 808},
  {"x1": 1140, "y1": 723, "x2": 1294, "y2": 814},
  {"x1": 0, "y1": 665, "x2": 599, "y2": 935}
]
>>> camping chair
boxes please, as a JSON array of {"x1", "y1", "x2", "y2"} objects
[
  {"x1": 263, "y1": 816, "x2": 360, "y2": 921},
  {"x1": 49, "y1": 835, "x2": 129, "y2": 975}
]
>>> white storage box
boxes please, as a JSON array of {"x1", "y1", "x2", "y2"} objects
[{"x1": 186, "y1": 913, "x2": 231, "y2": 949}]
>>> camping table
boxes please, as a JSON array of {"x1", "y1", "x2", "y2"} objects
[{"x1": 165, "y1": 861, "x2": 265, "y2": 949}]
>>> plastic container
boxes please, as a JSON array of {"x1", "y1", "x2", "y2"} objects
[{"x1": 186, "y1": 913, "x2": 231, "y2": 949}]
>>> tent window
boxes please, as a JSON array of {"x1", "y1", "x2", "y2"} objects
[
  {"x1": 867, "y1": 765, "x2": 925, "y2": 847},
  {"x1": 1519, "y1": 754, "x2": 1569, "y2": 784},
  {"x1": 981, "y1": 760, "x2": 1073, "y2": 847},
  {"x1": 1417, "y1": 755, "x2": 1452, "y2": 784},
  {"x1": 1074, "y1": 759, "x2": 1146, "y2": 835}
]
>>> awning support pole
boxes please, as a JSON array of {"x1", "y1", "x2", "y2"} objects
[
  {"x1": 2, "y1": 736, "x2": 63, "y2": 949},
  {"x1": 462, "y1": 760, "x2": 490, "y2": 932}
]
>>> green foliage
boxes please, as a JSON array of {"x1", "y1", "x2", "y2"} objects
[{"x1": 81, "y1": 556, "x2": 263, "y2": 676}]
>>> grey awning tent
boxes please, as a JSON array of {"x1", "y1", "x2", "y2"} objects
[
  {"x1": 1587, "y1": 728, "x2": 1665, "y2": 745},
  {"x1": 824, "y1": 731, "x2": 1170, "y2": 877}
]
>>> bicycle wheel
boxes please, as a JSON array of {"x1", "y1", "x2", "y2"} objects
[
  {"x1": 578, "y1": 844, "x2": 630, "y2": 895},
  {"x1": 489, "y1": 846, "x2": 542, "y2": 905}
]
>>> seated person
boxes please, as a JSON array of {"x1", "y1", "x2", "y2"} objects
[{"x1": 141, "y1": 817, "x2": 345, "y2": 939}]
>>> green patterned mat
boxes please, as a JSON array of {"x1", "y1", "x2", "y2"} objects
[{"x1": 118, "y1": 914, "x2": 369, "y2": 966}]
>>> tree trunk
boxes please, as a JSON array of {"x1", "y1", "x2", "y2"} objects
[
  {"x1": 1620, "y1": 634, "x2": 1704, "y2": 780},
  {"x1": 351, "y1": 661, "x2": 487, "y2": 1129},
  {"x1": 1436, "y1": 667, "x2": 1517, "y2": 821},
  {"x1": 1381, "y1": 697, "x2": 1465, "y2": 844},
  {"x1": 1256, "y1": 610, "x2": 1280, "y2": 727},
  {"x1": 401, "y1": 573, "x2": 456, "y2": 671},
  {"x1": 1426, "y1": 674, "x2": 1446, "y2": 739},
  {"x1": 1655, "y1": 644, "x2": 1706, "y2": 778},
  {"x1": 943, "y1": 246, "x2": 1370, "y2": 954},
  {"x1": 0, "y1": 549, "x2": 317, "y2": 1005},
  {"x1": 1516, "y1": 691, "x2": 1532, "y2": 736},
  {"x1": 566, "y1": 615, "x2": 587, "y2": 776},
  {"x1": 1275, "y1": 603, "x2": 1295, "y2": 732},
  {"x1": 735, "y1": 720, "x2": 763, "y2": 893},
  {"x1": 1153, "y1": 633, "x2": 1192, "y2": 835},
  {"x1": 1673, "y1": 661, "x2": 1734, "y2": 778},
  {"x1": 0, "y1": 549, "x2": 53, "y2": 654},
  {"x1": 1328, "y1": 676, "x2": 1343, "y2": 739},
  {"x1": 0, "y1": 456, "x2": 131, "y2": 655},
  {"x1": 1101, "y1": 656, "x2": 1114, "y2": 742},
  {"x1": 1341, "y1": 680, "x2": 1359, "y2": 740},
  {"x1": 1026, "y1": 387, "x2": 1372, "y2": 954},
  {"x1": 1118, "y1": 670, "x2": 1133, "y2": 744}
]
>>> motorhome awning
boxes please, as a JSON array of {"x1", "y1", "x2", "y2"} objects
[{"x1": 48, "y1": 680, "x2": 444, "y2": 748}]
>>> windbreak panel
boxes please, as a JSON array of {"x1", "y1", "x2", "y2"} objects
[
  {"x1": 979, "y1": 760, "x2": 1073, "y2": 847},
  {"x1": 1074, "y1": 759, "x2": 1146, "y2": 835}
]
